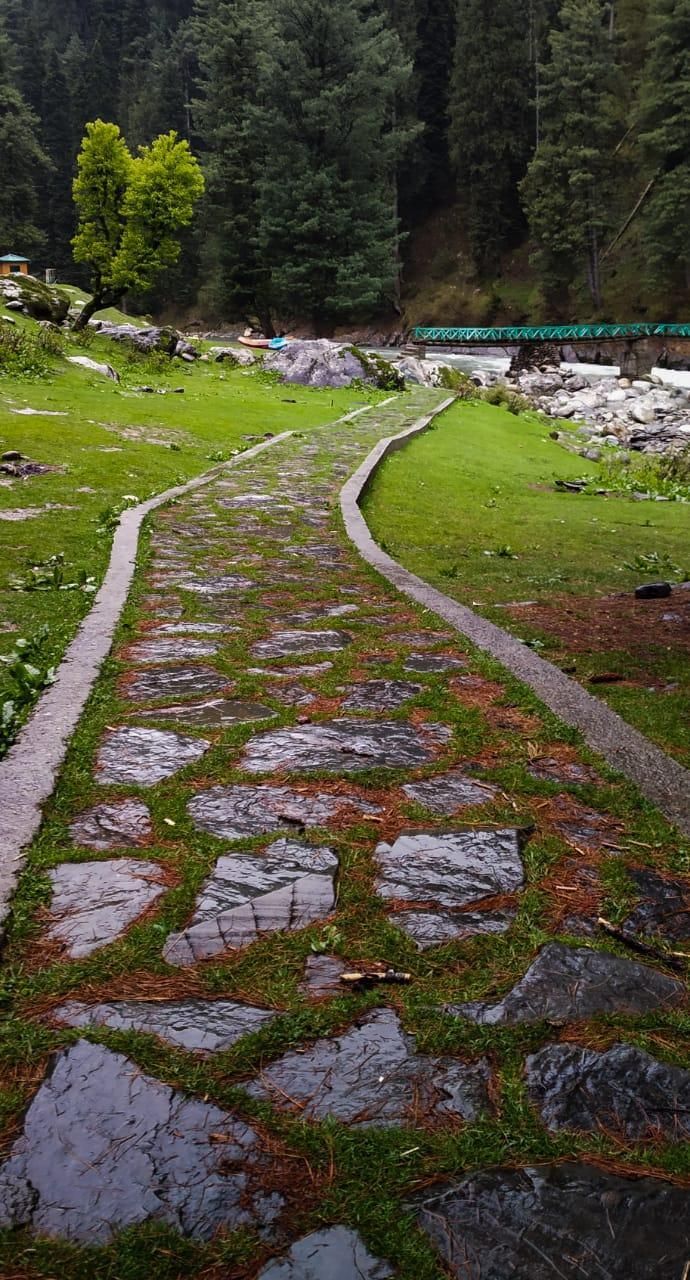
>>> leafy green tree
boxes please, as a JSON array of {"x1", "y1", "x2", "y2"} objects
[
  {"x1": 0, "y1": 26, "x2": 50, "y2": 257},
  {"x1": 639, "y1": 0, "x2": 690, "y2": 290},
  {"x1": 253, "y1": 0, "x2": 412, "y2": 334},
  {"x1": 521, "y1": 0, "x2": 621, "y2": 309},
  {"x1": 449, "y1": 0, "x2": 532, "y2": 275},
  {"x1": 71, "y1": 120, "x2": 204, "y2": 327}
]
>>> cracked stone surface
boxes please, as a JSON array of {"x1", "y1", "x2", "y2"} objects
[
  {"x1": 391, "y1": 908, "x2": 516, "y2": 951},
  {"x1": 123, "y1": 665, "x2": 230, "y2": 702},
  {"x1": 413, "y1": 1161, "x2": 690, "y2": 1279},
  {"x1": 402, "y1": 769, "x2": 498, "y2": 814},
  {"x1": 46, "y1": 859, "x2": 168, "y2": 957},
  {"x1": 403, "y1": 654, "x2": 466, "y2": 674},
  {"x1": 152, "y1": 622, "x2": 227, "y2": 635},
  {"x1": 447, "y1": 942, "x2": 685, "y2": 1024},
  {"x1": 138, "y1": 698, "x2": 276, "y2": 727},
  {"x1": 69, "y1": 800, "x2": 152, "y2": 851},
  {"x1": 0, "y1": 1040, "x2": 283, "y2": 1242},
  {"x1": 341, "y1": 679, "x2": 422, "y2": 711},
  {"x1": 52, "y1": 998, "x2": 276, "y2": 1056},
  {"x1": 375, "y1": 829, "x2": 525, "y2": 907},
  {"x1": 257, "y1": 1227, "x2": 394, "y2": 1279},
  {"x1": 253, "y1": 629, "x2": 352, "y2": 658},
  {"x1": 625, "y1": 867, "x2": 690, "y2": 941},
  {"x1": 528, "y1": 756, "x2": 601, "y2": 785},
  {"x1": 97, "y1": 727, "x2": 209, "y2": 785},
  {"x1": 525, "y1": 1041, "x2": 690, "y2": 1140},
  {"x1": 164, "y1": 840, "x2": 339, "y2": 965},
  {"x1": 242, "y1": 719, "x2": 447, "y2": 774},
  {"x1": 125, "y1": 637, "x2": 219, "y2": 663},
  {"x1": 299, "y1": 954, "x2": 347, "y2": 997},
  {"x1": 181, "y1": 573, "x2": 255, "y2": 595},
  {"x1": 247, "y1": 1008, "x2": 490, "y2": 1128},
  {"x1": 188, "y1": 784, "x2": 380, "y2": 840}
]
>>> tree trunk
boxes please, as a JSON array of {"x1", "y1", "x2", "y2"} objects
[{"x1": 72, "y1": 290, "x2": 125, "y2": 332}]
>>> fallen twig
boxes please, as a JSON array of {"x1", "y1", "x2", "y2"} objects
[{"x1": 597, "y1": 917, "x2": 687, "y2": 973}]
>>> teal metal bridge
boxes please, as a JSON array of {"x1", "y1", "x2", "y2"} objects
[{"x1": 411, "y1": 323, "x2": 690, "y2": 344}]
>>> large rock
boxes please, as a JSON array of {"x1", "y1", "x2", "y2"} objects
[
  {"x1": 66, "y1": 355, "x2": 119, "y2": 381},
  {"x1": 0, "y1": 274, "x2": 69, "y2": 323},
  {"x1": 90, "y1": 321, "x2": 180, "y2": 355},
  {"x1": 263, "y1": 340, "x2": 403, "y2": 390},
  {"x1": 413, "y1": 1162, "x2": 690, "y2": 1279}
]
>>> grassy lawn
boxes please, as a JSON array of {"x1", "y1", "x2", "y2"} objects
[
  {"x1": 0, "y1": 313, "x2": 380, "y2": 748},
  {"x1": 364, "y1": 399, "x2": 690, "y2": 763}
]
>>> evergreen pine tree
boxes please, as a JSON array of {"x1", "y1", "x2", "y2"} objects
[
  {"x1": 0, "y1": 25, "x2": 50, "y2": 257},
  {"x1": 521, "y1": 0, "x2": 621, "y2": 309},
  {"x1": 414, "y1": 0, "x2": 456, "y2": 210},
  {"x1": 449, "y1": 0, "x2": 532, "y2": 275},
  {"x1": 41, "y1": 49, "x2": 76, "y2": 274},
  {"x1": 253, "y1": 0, "x2": 412, "y2": 333},
  {"x1": 638, "y1": 0, "x2": 690, "y2": 289}
]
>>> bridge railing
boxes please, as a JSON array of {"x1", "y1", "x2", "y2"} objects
[{"x1": 412, "y1": 323, "x2": 690, "y2": 343}]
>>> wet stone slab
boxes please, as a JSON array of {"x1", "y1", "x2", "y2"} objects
[
  {"x1": 52, "y1": 998, "x2": 276, "y2": 1057},
  {"x1": 137, "y1": 698, "x2": 276, "y2": 728},
  {"x1": 69, "y1": 799, "x2": 152, "y2": 851},
  {"x1": 392, "y1": 908, "x2": 516, "y2": 951},
  {"x1": 247, "y1": 1008, "x2": 490, "y2": 1128},
  {"x1": 625, "y1": 867, "x2": 690, "y2": 941},
  {"x1": 164, "y1": 840, "x2": 339, "y2": 966},
  {"x1": 525, "y1": 1041, "x2": 690, "y2": 1140},
  {"x1": 528, "y1": 756, "x2": 601, "y2": 786},
  {"x1": 404, "y1": 654, "x2": 466, "y2": 674},
  {"x1": 46, "y1": 859, "x2": 168, "y2": 958},
  {"x1": 97, "y1": 727, "x2": 209, "y2": 785},
  {"x1": 0, "y1": 1040, "x2": 284, "y2": 1243},
  {"x1": 447, "y1": 942, "x2": 685, "y2": 1025},
  {"x1": 299, "y1": 954, "x2": 347, "y2": 998},
  {"x1": 242, "y1": 720, "x2": 448, "y2": 775},
  {"x1": 413, "y1": 1161, "x2": 690, "y2": 1280},
  {"x1": 123, "y1": 665, "x2": 230, "y2": 703},
  {"x1": 341, "y1": 679, "x2": 422, "y2": 711},
  {"x1": 188, "y1": 784, "x2": 380, "y2": 841},
  {"x1": 150, "y1": 622, "x2": 228, "y2": 635},
  {"x1": 253, "y1": 630, "x2": 352, "y2": 658},
  {"x1": 284, "y1": 604, "x2": 360, "y2": 624},
  {"x1": 375, "y1": 829, "x2": 525, "y2": 908},
  {"x1": 181, "y1": 573, "x2": 255, "y2": 595},
  {"x1": 403, "y1": 769, "x2": 498, "y2": 814},
  {"x1": 257, "y1": 1227, "x2": 394, "y2": 1279},
  {"x1": 124, "y1": 638, "x2": 219, "y2": 664}
]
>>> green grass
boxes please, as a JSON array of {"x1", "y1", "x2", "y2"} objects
[
  {"x1": 364, "y1": 398, "x2": 690, "y2": 762},
  {"x1": 0, "y1": 313, "x2": 380, "y2": 745}
]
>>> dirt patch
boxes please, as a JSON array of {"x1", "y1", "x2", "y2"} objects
[{"x1": 505, "y1": 587, "x2": 690, "y2": 659}]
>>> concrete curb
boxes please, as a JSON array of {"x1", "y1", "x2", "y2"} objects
[
  {"x1": 0, "y1": 431, "x2": 293, "y2": 937},
  {"x1": 341, "y1": 399, "x2": 690, "y2": 836}
]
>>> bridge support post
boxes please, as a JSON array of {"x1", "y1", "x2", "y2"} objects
[
  {"x1": 510, "y1": 342, "x2": 562, "y2": 373},
  {"x1": 619, "y1": 338, "x2": 664, "y2": 379}
]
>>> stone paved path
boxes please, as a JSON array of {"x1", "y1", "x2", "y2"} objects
[{"x1": 1, "y1": 389, "x2": 689, "y2": 1277}]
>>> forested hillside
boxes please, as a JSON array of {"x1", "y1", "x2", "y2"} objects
[{"x1": 0, "y1": 0, "x2": 687, "y2": 329}]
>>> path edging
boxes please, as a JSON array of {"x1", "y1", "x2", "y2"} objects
[
  {"x1": 340, "y1": 398, "x2": 690, "y2": 836},
  {"x1": 0, "y1": 431, "x2": 293, "y2": 936}
]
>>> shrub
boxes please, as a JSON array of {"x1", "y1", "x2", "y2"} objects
[
  {"x1": 481, "y1": 384, "x2": 531, "y2": 415},
  {"x1": 435, "y1": 365, "x2": 478, "y2": 398},
  {"x1": 0, "y1": 323, "x2": 65, "y2": 378}
]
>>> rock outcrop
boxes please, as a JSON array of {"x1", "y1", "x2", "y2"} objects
[{"x1": 263, "y1": 340, "x2": 403, "y2": 389}]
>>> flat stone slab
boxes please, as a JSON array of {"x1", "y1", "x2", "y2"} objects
[
  {"x1": 392, "y1": 908, "x2": 516, "y2": 951},
  {"x1": 46, "y1": 859, "x2": 168, "y2": 958},
  {"x1": 247, "y1": 1008, "x2": 490, "y2": 1128},
  {"x1": 528, "y1": 756, "x2": 601, "y2": 785},
  {"x1": 413, "y1": 1161, "x2": 690, "y2": 1279},
  {"x1": 164, "y1": 840, "x2": 339, "y2": 966},
  {"x1": 152, "y1": 622, "x2": 227, "y2": 635},
  {"x1": 403, "y1": 654, "x2": 466, "y2": 674},
  {"x1": 375, "y1": 828, "x2": 525, "y2": 907},
  {"x1": 299, "y1": 954, "x2": 347, "y2": 997},
  {"x1": 52, "y1": 998, "x2": 276, "y2": 1056},
  {"x1": 0, "y1": 1040, "x2": 283, "y2": 1243},
  {"x1": 123, "y1": 665, "x2": 229, "y2": 702},
  {"x1": 403, "y1": 769, "x2": 498, "y2": 814},
  {"x1": 188, "y1": 785, "x2": 380, "y2": 840},
  {"x1": 138, "y1": 698, "x2": 276, "y2": 728},
  {"x1": 257, "y1": 1227, "x2": 393, "y2": 1279},
  {"x1": 525, "y1": 1041, "x2": 690, "y2": 1140},
  {"x1": 447, "y1": 942, "x2": 685, "y2": 1025},
  {"x1": 625, "y1": 867, "x2": 690, "y2": 941},
  {"x1": 253, "y1": 630, "x2": 352, "y2": 658},
  {"x1": 97, "y1": 727, "x2": 209, "y2": 785},
  {"x1": 181, "y1": 573, "x2": 255, "y2": 595},
  {"x1": 124, "y1": 638, "x2": 219, "y2": 664},
  {"x1": 242, "y1": 719, "x2": 447, "y2": 775},
  {"x1": 341, "y1": 679, "x2": 422, "y2": 711},
  {"x1": 69, "y1": 800, "x2": 152, "y2": 851}
]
